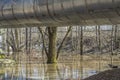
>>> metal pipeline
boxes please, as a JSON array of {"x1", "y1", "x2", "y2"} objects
[{"x1": 0, "y1": 0, "x2": 120, "y2": 27}]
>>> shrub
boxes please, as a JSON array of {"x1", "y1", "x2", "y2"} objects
[{"x1": 0, "y1": 54, "x2": 5, "y2": 59}]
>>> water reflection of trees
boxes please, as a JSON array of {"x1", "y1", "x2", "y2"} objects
[{"x1": 1, "y1": 61, "x2": 114, "y2": 80}]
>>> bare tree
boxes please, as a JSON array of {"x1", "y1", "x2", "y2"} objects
[
  {"x1": 6, "y1": 28, "x2": 25, "y2": 59},
  {"x1": 38, "y1": 26, "x2": 72, "y2": 64}
]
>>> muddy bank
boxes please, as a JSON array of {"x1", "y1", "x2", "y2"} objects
[{"x1": 83, "y1": 68, "x2": 120, "y2": 80}]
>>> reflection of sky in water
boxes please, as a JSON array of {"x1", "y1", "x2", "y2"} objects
[
  {"x1": 88, "y1": 70, "x2": 97, "y2": 75},
  {"x1": 0, "y1": 64, "x2": 102, "y2": 80},
  {"x1": 83, "y1": 69, "x2": 97, "y2": 79},
  {"x1": 72, "y1": 69, "x2": 79, "y2": 79}
]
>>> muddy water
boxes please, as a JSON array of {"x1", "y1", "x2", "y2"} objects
[
  {"x1": 0, "y1": 54, "x2": 120, "y2": 80},
  {"x1": 0, "y1": 61, "x2": 115, "y2": 80}
]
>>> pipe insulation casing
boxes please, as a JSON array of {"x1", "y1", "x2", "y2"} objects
[{"x1": 0, "y1": 0, "x2": 120, "y2": 27}]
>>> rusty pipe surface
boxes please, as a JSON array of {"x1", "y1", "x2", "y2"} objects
[{"x1": 0, "y1": 0, "x2": 120, "y2": 27}]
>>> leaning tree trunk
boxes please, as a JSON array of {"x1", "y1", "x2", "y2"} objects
[{"x1": 47, "y1": 27, "x2": 57, "y2": 64}]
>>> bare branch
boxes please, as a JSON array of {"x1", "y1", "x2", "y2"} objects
[
  {"x1": 38, "y1": 27, "x2": 49, "y2": 57},
  {"x1": 56, "y1": 26, "x2": 72, "y2": 59}
]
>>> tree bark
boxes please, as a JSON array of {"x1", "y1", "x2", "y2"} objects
[{"x1": 47, "y1": 27, "x2": 57, "y2": 64}]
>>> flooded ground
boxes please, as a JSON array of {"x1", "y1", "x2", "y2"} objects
[
  {"x1": 0, "y1": 64, "x2": 97, "y2": 80},
  {"x1": 0, "y1": 55, "x2": 120, "y2": 80}
]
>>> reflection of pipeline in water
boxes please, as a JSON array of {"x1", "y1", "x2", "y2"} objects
[{"x1": 0, "y1": 0, "x2": 120, "y2": 27}]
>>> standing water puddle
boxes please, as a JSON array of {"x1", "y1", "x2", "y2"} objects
[{"x1": 0, "y1": 62, "x2": 112, "y2": 80}]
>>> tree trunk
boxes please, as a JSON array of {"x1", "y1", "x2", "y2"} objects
[{"x1": 47, "y1": 27, "x2": 57, "y2": 64}]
